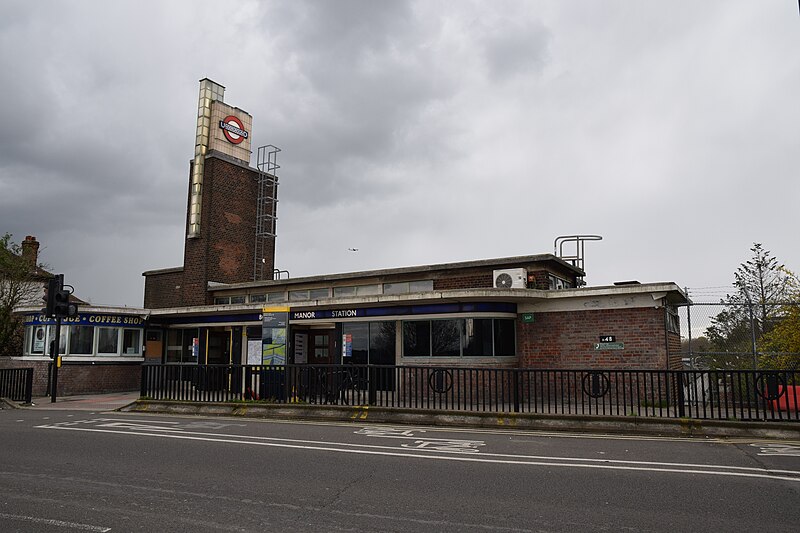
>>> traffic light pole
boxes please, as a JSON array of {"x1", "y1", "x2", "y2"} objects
[{"x1": 51, "y1": 316, "x2": 61, "y2": 403}]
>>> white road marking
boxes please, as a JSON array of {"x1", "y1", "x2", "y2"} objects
[
  {"x1": 35, "y1": 423, "x2": 800, "y2": 483},
  {"x1": 0, "y1": 512, "x2": 110, "y2": 532},
  {"x1": 117, "y1": 411, "x2": 800, "y2": 446},
  {"x1": 752, "y1": 443, "x2": 800, "y2": 457}
]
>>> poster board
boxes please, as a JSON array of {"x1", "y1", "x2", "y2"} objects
[
  {"x1": 294, "y1": 333, "x2": 308, "y2": 364},
  {"x1": 247, "y1": 340, "x2": 262, "y2": 365},
  {"x1": 262, "y1": 306, "x2": 289, "y2": 365}
]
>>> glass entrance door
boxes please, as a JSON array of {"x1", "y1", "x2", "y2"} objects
[{"x1": 207, "y1": 330, "x2": 231, "y2": 365}]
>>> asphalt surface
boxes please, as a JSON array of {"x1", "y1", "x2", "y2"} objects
[{"x1": 2, "y1": 408, "x2": 800, "y2": 532}]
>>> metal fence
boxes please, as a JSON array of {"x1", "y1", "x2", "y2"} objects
[
  {"x1": 677, "y1": 301, "x2": 800, "y2": 370},
  {"x1": 0, "y1": 367, "x2": 33, "y2": 404},
  {"x1": 140, "y1": 364, "x2": 800, "y2": 422}
]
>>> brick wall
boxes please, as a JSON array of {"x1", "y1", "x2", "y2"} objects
[
  {"x1": 431, "y1": 268, "x2": 569, "y2": 291},
  {"x1": 433, "y1": 273, "x2": 493, "y2": 291},
  {"x1": 0, "y1": 359, "x2": 140, "y2": 396},
  {"x1": 528, "y1": 270, "x2": 550, "y2": 290},
  {"x1": 518, "y1": 307, "x2": 671, "y2": 370},
  {"x1": 667, "y1": 331, "x2": 682, "y2": 370},
  {"x1": 144, "y1": 154, "x2": 276, "y2": 308},
  {"x1": 143, "y1": 269, "x2": 184, "y2": 309}
]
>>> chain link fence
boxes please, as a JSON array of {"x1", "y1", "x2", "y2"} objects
[{"x1": 677, "y1": 301, "x2": 800, "y2": 370}]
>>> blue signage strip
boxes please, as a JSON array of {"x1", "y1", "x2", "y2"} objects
[
  {"x1": 24, "y1": 313, "x2": 146, "y2": 327},
  {"x1": 289, "y1": 302, "x2": 516, "y2": 321},
  {"x1": 156, "y1": 313, "x2": 263, "y2": 325}
]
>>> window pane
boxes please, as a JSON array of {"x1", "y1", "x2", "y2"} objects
[
  {"x1": 98, "y1": 328, "x2": 119, "y2": 354},
  {"x1": 369, "y1": 321, "x2": 396, "y2": 365},
  {"x1": 230, "y1": 296, "x2": 246, "y2": 304},
  {"x1": 342, "y1": 323, "x2": 368, "y2": 364},
  {"x1": 30, "y1": 326, "x2": 46, "y2": 354},
  {"x1": 309, "y1": 288, "x2": 330, "y2": 299},
  {"x1": 409, "y1": 280, "x2": 434, "y2": 292},
  {"x1": 123, "y1": 329, "x2": 141, "y2": 355},
  {"x1": 69, "y1": 326, "x2": 94, "y2": 355},
  {"x1": 46, "y1": 325, "x2": 67, "y2": 355},
  {"x1": 355, "y1": 284, "x2": 382, "y2": 296},
  {"x1": 289, "y1": 290, "x2": 309, "y2": 301},
  {"x1": 214, "y1": 297, "x2": 230, "y2": 305},
  {"x1": 333, "y1": 286, "x2": 357, "y2": 297},
  {"x1": 463, "y1": 319, "x2": 493, "y2": 356},
  {"x1": 250, "y1": 294, "x2": 267, "y2": 303},
  {"x1": 493, "y1": 319, "x2": 516, "y2": 356},
  {"x1": 403, "y1": 321, "x2": 430, "y2": 357},
  {"x1": 383, "y1": 282, "x2": 409, "y2": 295},
  {"x1": 432, "y1": 320, "x2": 461, "y2": 357},
  {"x1": 267, "y1": 292, "x2": 286, "y2": 302}
]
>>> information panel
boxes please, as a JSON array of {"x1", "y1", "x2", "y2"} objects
[{"x1": 262, "y1": 307, "x2": 289, "y2": 365}]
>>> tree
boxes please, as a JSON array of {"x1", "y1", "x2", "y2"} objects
[
  {"x1": 759, "y1": 268, "x2": 800, "y2": 370},
  {"x1": 705, "y1": 243, "x2": 794, "y2": 368},
  {"x1": 0, "y1": 233, "x2": 47, "y2": 357}
]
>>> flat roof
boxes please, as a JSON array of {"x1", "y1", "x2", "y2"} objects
[{"x1": 212, "y1": 253, "x2": 584, "y2": 292}]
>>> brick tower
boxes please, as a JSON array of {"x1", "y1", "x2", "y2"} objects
[{"x1": 143, "y1": 79, "x2": 277, "y2": 308}]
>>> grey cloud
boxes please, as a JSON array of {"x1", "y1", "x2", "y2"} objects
[
  {"x1": 1, "y1": 0, "x2": 798, "y2": 307},
  {"x1": 480, "y1": 17, "x2": 552, "y2": 80}
]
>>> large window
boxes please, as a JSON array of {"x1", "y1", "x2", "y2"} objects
[
  {"x1": 432, "y1": 320, "x2": 461, "y2": 357},
  {"x1": 122, "y1": 329, "x2": 142, "y2": 355},
  {"x1": 45, "y1": 325, "x2": 67, "y2": 355},
  {"x1": 463, "y1": 319, "x2": 493, "y2": 356},
  {"x1": 23, "y1": 321, "x2": 146, "y2": 358},
  {"x1": 28, "y1": 326, "x2": 47, "y2": 355},
  {"x1": 341, "y1": 321, "x2": 397, "y2": 365},
  {"x1": 403, "y1": 318, "x2": 515, "y2": 358},
  {"x1": 493, "y1": 319, "x2": 516, "y2": 356},
  {"x1": 97, "y1": 328, "x2": 119, "y2": 355},
  {"x1": 403, "y1": 321, "x2": 430, "y2": 357},
  {"x1": 69, "y1": 326, "x2": 94, "y2": 355}
]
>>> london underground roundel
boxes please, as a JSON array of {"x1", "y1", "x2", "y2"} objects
[{"x1": 219, "y1": 115, "x2": 248, "y2": 144}]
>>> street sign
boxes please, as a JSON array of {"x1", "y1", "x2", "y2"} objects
[
  {"x1": 594, "y1": 342, "x2": 624, "y2": 350},
  {"x1": 521, "y1": 313, "x2": 534, "y2": 323}
]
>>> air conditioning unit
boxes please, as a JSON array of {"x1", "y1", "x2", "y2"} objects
[{"x1": 493, "y1": 268, "x2": 527, "y2": 289}]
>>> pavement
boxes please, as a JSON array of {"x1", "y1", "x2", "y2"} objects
[{"x1": 1, "y1": 391, "x2": 140, "y2": 411}]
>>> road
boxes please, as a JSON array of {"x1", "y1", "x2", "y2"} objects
[{"x1": 2, "y1": 408, "x2": 799, "y2": 532}]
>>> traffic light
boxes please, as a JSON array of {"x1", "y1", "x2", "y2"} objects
[
  {"x1": 53, "y1": 287, "x2": 71, "y2": 318},
  {"x1": 42, "y1": 274, "x2": 78, "y2": 318},
  {"x1": 43, "y1": 277, "x2": 59, "y2": 317}
]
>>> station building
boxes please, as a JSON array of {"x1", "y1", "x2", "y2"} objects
[
  {"x1": 9, "y1": 79, "x2": 687, "y2": 396},
  {"x1": 140, "y1": 79, "x2": 687, "y2": 374}
]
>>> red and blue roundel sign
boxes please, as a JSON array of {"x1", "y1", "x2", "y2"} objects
[{"x1": 219, "y1": 115, "x2": 248, "y2": 144}]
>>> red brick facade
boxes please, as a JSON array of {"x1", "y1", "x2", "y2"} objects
[
  {"x1": 517, "y1": 307, "x2": 672, "y2": 369},
  {"x1": 143, "y1": 268, "x2": 184, "y2": 309},
  {"x1": 0, "y1": 358, "x2": 139, "y2": 396},
  {"x1": 433, "y1": 273, "x2": 493, "y2": 291},
  {"x1": 144, "y1": 153, "x2": 276, "y2": 308},
  {"x1": 527, "y1": 270, "x2": 550, "y2": 290}
]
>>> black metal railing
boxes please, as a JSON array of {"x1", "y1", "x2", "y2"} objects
[
  {"x1": 140, "y1": 364, "x2": 800, "y2": 422},
  {"x1": 0, "y1": 368, "x2": 34, "y2": 404}
]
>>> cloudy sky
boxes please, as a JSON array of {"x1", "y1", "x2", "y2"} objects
[{"x1": 1, "y1": 0, "x2": 798, "y2": 307}]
